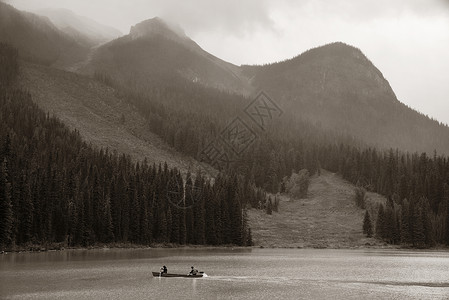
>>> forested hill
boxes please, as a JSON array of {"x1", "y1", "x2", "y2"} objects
[
  {"x1": 0, "y1": 43, "x2": 257, "y2": 250},
  {"x1": 87, "y1": 32, "x2": 449, "y2": 248},
  {"x1": 242, "y1": 42, "x2": 449, "y2": 155},
  {"x1": 2, "y1": 5, "x2": 449, "y2": 250}
]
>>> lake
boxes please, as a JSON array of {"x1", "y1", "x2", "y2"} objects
[{"x1": 1, "y1": 248, "x2": 448, "y2": 299}]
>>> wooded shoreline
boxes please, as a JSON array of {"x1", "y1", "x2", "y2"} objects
[{"x1": 3, "y1": 242, "x2": 448, "y2": 254}]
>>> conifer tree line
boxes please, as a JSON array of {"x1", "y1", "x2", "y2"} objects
[
  {"x1": 3, "y1": 41, "x2": 449, "y2": 249},
  {"x1": 95, "y1": 69, "x2": 449, "y2": 248},
  {"x1": 326, "y1": 147, "x2": 449, "y2": 247},
  {"x1": 94, "y1": 73, "x2": 345, "y2": 194},
  {"x1": 0, "y1": 44, "x2": 257, "y2": 249}
]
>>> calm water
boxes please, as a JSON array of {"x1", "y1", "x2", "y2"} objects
[{"x1": 1, "y1": 248, "x2": 449, "y2": 299}]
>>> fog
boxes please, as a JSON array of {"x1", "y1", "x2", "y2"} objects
[{"x1": 7, "y1": 0, "x2": 449, "y2": 124}]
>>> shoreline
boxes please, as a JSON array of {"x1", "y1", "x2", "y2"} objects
[{"x1": 2, "y1": 242, "x2": 447, "y2": 254}]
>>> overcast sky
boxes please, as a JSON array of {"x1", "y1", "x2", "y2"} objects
[{"x1": 8, "y1": 0, "x2": 449, "y2": 125}]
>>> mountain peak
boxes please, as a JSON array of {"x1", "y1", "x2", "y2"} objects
[
  {"x1": 291, "y1": 42, "x2": 367, "y2": 65},
  {"x1": 129, "y1": 17, "x2": 187, "y2": 41},
  {"x1": 316, "y1": 42, "x2": 366, "y2": 59}
]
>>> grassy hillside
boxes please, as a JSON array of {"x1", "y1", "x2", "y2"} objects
[
  {"x1": 248, "y1": 170, "x2": 387, "y2": 248},
  {"x1": 19, "y1": 62, "x2": 213, "y2": 175}
]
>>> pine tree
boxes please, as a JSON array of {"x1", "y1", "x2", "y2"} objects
[
  {"x1": 91, "y1": 166, "x2": 102, "y2": 241},
  {"x1": 169, "y1": 203, "x2": 179, "y2": 244},
  {"x1": 400, "y1": 199, "x2": 411, "y2": 244},
  {"x1": 16, "y1": 172, "x2": 34, "y2": 244},
  {"x1": 241, "y1": 207, "x2": 253, "y2": 246},
  {"x1": 128, "y1": 175, "x2": 140, "y2": 243},
  {"x1": 446, "y1": 187, "x2": 449, "y2": 246},
  {"x1": 412, "y1": 205, "x2": 425, "y2": 248},
  {"x1": 103, "y1": 193, "x2": 115, "y2": 243},
  {"x1": 392, "y1": 210, "x2": 401, "y2": 244},
  {"x1": 179, "y1": 208, "x2": 187, "y2": 245},
  {"x1": 204, "y1": 186, "x2": 217, "y2": 245},
  {"x1": 421, "y1": 198, "x2": 434, "y2": 247},
  {"x1": 166, "y1": 206, "x2": 173, "y2": 243},
  {"x1": 266, "y1": 197, "x2": 273, "y2": 215},
  {"x1": 246, "y1": 228, "x2": 253, "y2": 246},
  {"x1": 273, "y1": 195, "x2": 279, "y2": 212},
  {"x1": 110, "y1": 175, "x2": 123, "y2": 241},
  {"x1": 140, "y1": 194, "x2": 151, "y2": 245},
  {"x1": 228, "y1": 176, "x2": 243, "y2": 245},
  {"x1": 376, "y1": 204, "x2": 385, "y2": 239},
  {"x1": 120, "y1": 178, "x2": 130, "y2": 242},
  {"x1": 159, "y1": 210, "x2": 168, "y2": 243},
  {"x1": 74, "y1": 196, "x2": 85, "y2": 246},
  {"x1": 192, "y1": 174, "x2": 205, "y2": 244},
  {"x1": 363, "y1": 211, "x2": 373, "y2": 237},
  {"x1": 355, "y1": 187, "x2": 366, "y2": 209},
  {"x1": 0, "y1": 158, "x2": 13, "y2": 247},
  {"x1": 184, "y1": 174, "x2": 194, "y2": 244},
  {"x1": 81, "y1": 186, "x2": 93, "y2": 246},
  {"x1": 383, "y1": 204, "x2": 394, "y2": 243}
]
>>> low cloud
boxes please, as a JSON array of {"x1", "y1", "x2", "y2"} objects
[{"x1": 6, "y1": 0, "x2": 449, "y2": 124}]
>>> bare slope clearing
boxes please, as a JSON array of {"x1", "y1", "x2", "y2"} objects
[
  {"x1": 19, "y1": 62, "x2": 210, "y2": 174},
  {"x1": 248, "y1": 170, "x2": 386, "y2": 248}
]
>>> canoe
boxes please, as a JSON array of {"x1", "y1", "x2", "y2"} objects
[{"x1": 152, "y1": 272, "x2": 203, "y2": 278}]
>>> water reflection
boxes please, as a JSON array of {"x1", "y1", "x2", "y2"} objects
[
  {"x1": 191, "y1": 278, "x2": 197, "y2": 293},
  {"x1": 1, "y1": 248, "x2": 448, "y2": 300}
]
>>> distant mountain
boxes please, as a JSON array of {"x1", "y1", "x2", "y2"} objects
[
  {"x1": 0, "y1": 2, "x2": 89, "y2": 67},
  {"x1": 129, "y1": 17, "x2": 186, "y2": 42},
  {"x1": 82, "y1": 17, "x2": 252, "y2": 94},
  {"x1": 242, "y1": 42, "x2": 449, "y2": 154},
  {"x1": 3, "y1": 5, "x2": 449, "y2": 155},
  {"x1": 36, "y1": 8, "x2": 122, "y2": 46},
  {"x1": 83, "y1": 19, "x2": 449, "y2": 154}
]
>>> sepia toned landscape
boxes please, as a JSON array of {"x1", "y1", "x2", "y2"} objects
[{"x1": 1, "y1": 0, "x2": 449, "y2": 299}]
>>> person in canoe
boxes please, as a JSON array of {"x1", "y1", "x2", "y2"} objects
[
  {"x1": 160, "y1": 265, "x2": 167, "y2": 274},
  {"x1": 189, "y1": 266, "x2": 198, "y2": 276}
]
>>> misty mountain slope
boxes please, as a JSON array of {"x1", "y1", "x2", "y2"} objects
[
  {"x1": 18, "y1": 61, "x2": 210, "y2": 174},
  {"x1": 5, "y1": 3, "x2": 449, "y2": 161},
  {"x1": 242, "y1": 42, "x2": 449, "y2": 155},
  {"x1": 82, "y1": 17, "x2": 252, "y2": 94},
  {"x1": 0, "y1": 2, "x2": 89, "y2": 68},
  {"x1": 84, "y1": 16, "x2": 449, "y2": 155},
  {"x1": 36, "y1": 8, "x2": 122, "y2": 46},
  {"x1": 248, "y1": 170, "x2": 386, "y2": 248}
]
